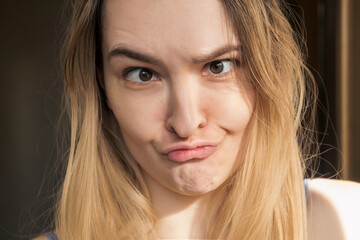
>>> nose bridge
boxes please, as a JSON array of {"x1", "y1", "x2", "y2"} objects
[{"x1": 166, "y1": 76, "x2": 205, "y2": 138}]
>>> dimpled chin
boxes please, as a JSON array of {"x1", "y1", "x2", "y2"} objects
[{"x1": 172, "y1": 165, "x2": 222, "y2": 195}]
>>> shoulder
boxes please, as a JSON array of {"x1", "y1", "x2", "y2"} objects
[
  {"x1": 307, "y1": 178, "x2": 360, "y2": 240},
  {"x1": 32, "y1": 232, "x2": 58, "y2": 240},
  {"x1": 32, "y1": 236, "x2": 50, "y2": 240}
]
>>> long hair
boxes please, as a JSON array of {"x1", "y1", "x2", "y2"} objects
[{"x1": 57, "y1": 0, "x2": 316, "y2": 239}]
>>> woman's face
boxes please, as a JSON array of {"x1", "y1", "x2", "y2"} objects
[{"x1": 102, "y1": 0, "x2": 255, "y2": 196}]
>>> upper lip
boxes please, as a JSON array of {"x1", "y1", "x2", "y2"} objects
[{"x1": 161, "y1": 141, "x2": 218, "y2": 155}]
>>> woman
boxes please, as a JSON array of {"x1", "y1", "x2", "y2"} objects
[{"x1": 35, "y1": 0, "x2": 360, "y2": 239}]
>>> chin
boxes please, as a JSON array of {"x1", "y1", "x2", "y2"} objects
[{"x1": 171, "y1": 170, "x2": 225, "y2": 196}]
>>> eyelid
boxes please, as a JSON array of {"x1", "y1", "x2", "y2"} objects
[
  {"x1": 203, "y1": 58, "x2": 239, "y2": 76},
  {"x1": 122, "y1": 67, "x2": 160, "y2": 83},
  {"x1": 120, "y1": 58, "x2": 240, "y2": 83}
]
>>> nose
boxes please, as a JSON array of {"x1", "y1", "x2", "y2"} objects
[{"x1": 165, "y1": 79, "x2": 207, "y2": 138}]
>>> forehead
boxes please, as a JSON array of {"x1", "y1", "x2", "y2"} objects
[{"x1": 102, "y1": 0, "x2": 237, "y2": 57}]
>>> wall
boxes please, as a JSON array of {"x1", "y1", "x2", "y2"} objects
[{"x1": 0, "y1": 0, "x2": 66, "y2": 239}]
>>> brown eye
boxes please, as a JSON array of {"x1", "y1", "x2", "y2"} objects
[
  {"x1": 206, "y1": 60, "x2": 234, "y2": 75},
  {"x1": 139, "y1": 69, "x2": 153, "y2": 81},
  {"x1": 125, "y1": 68, "x2": 157, "y2": 83},
  {"x1": 209, "y1": 60, "x2": 224, "y2": 74}
]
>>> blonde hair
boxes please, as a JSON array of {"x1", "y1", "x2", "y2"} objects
[{"x1": 57, "y1": 0, "x2": 316, "y2": 239}]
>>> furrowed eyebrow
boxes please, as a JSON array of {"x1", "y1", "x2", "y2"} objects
[
  {"x1": 191, "y1": 45, "x2": 242, "y2": 64},
  {"x1": 108, "y1": 47, "x2": 162, "y2": 66},
  {"x1": 107, "y1": 44, "x2": 242, "y2": 65}
]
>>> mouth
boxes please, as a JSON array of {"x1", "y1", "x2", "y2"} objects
[{"x1": 163, "y1": 145, "x2": 217, "y2": 162}]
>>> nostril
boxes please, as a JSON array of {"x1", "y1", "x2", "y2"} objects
[
  {"x1": 165, "y1": 87, "x2": 207, "y2": 138},
  {"x1": 165, "y1": 113, "x2": 207, "y2": 139},
  {"x1": 168, "y1": 126, "x2": 176, "y2": 134},
  {"x1": 198, "y1": 116, "x2": 207, "y2": 128},
  {"x1": 165, "y1": 120, "x2": 178, "y2": 135}
]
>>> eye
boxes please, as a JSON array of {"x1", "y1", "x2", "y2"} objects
[
  {"x1": 206, "y1": 59, "x2": 234, "y2": 75},
  {"x1": 124, "y1": 68, "x2": 158, "y2": 83}
]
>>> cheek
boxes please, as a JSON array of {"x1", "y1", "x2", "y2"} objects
[
  {"x1": 108, "y1": 90, "x2": 166, "y2": 146},
  {"x1": 205, "y1": 85, "x2": 255, "y2": 133}
]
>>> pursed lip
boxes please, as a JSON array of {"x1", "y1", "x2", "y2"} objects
[{"x1": 161, "y1": 142, "x2": 218, "y2": 162}]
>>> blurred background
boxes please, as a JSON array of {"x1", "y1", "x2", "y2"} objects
[{"x1": 0, "y1": 0, "x2": 359, "y2": 239}]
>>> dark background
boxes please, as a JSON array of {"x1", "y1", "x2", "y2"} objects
[
  {"x1": 0, "y1": 0, "x2": 67, "y2": 239},
  {"x1": 0, "y1": 0, "x2": 359, "y2": 239}
]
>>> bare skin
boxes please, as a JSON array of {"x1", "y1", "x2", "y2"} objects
[
  {"x1": 102, "y1": 0, "x2": 254, "y2": 238},
  {"x1": 307, "y1": 179, "x2": 360, "y2": 240},
  {"x1": 100, "y1": 1, "x2": 360, "y2": 239},
  {"x1": 34, "y1": 179, "x2": 360, "y2": 240},
  {"x1": 34, "y1": 0, "x2": 360, "y2": 239}
]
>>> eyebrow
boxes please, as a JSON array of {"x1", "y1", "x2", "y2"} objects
[
  {"x1": 107, "y1": 44, "x2": 242, "y2": 65},
  {"x1": 108, "y1": 47, "x2": 162, "y2": 65},
  {"x1": 191, "y1": 45, "x2": 242, "y2": 64}
]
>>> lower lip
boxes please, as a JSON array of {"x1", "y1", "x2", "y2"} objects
[{"x1": 166, "y1": 146, "x2": 217, "y2": 162}]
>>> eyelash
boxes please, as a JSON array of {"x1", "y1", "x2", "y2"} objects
[
  {"x1": 203, "y1": 59, "x2": 239, "y2": 76},
  {"x1": 122, "y1": 67, "x2": 160, "y2": 84},
  {"x1": 122, "y1": 58, "x2": 240, "y2": 84}
]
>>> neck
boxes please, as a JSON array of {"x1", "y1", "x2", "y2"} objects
[{"x1": 145, "y1": 177, "x2": 225, "y2": 239}]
